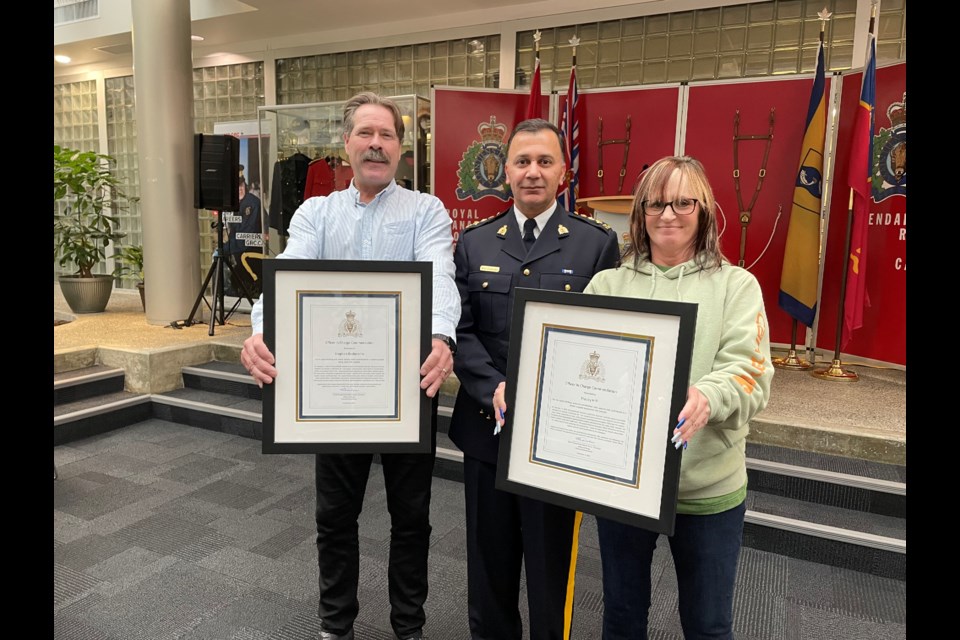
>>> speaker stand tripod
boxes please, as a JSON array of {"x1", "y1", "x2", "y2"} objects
[{"x1": 187, "y1": 212, "x2": 256, "y2": 336}]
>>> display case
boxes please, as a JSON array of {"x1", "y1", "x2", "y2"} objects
[{"x1": 258, "y1": 95, "x2": 431, "y2": 254}]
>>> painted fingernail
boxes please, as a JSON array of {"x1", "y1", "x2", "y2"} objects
[
  {"x1": 676, "y1": 418, "x2": 686, "y2": 429},
  {"x1": 683, "y1": 441, "x2": 688, "y2": 450},
  {"x1": 671, "y1": 432, "x2": 681, "y2": 443},
  {"x1": 674, "y1": 439, "x2": 682, "y2": 450}
]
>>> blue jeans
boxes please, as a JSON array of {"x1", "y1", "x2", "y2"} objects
[{"x1": 596, "y1": 501, "x2": 746, "y2": 640}]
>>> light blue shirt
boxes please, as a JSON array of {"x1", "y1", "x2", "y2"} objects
[{"x1": 251, "y1": 180, "x2": 460, "y2": 338}]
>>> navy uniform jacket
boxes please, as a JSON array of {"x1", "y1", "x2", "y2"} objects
[{"x1": 450, "y1": 207, "x2": 621, "y2": 464}]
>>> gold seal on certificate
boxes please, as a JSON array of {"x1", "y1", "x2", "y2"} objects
[
  {"x1": 579, "y1": 350, "x2": 606, "y2": 382},
  {"x1": 338, "y1": 310, "x2": 364, "y2": 337}
]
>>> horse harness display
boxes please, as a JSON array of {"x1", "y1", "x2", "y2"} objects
[
  {"x1": 597, "y1": 115, "x2": 631, "y2": 195},
  {"x1": 732, "y1": 108, "x2": 775, "y2": 267}
]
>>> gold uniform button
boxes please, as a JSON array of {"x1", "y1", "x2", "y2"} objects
[
  {"x1": 523, "y1": 268, "x2": 531, "y2": 276},
  {"x1": 482, "y1": 281, "x2": 488, "y2": 288},
  {"x1": 564, "y1": 284, "x2": 571, "y2": 291}
]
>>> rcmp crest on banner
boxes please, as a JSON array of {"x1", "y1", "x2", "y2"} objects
[
  {"x1": 872, "y1": 92, "x2": 906, "y2": 201},
  {"x1": 456, "y1": 116, "x2": 511, "y2": 202}
]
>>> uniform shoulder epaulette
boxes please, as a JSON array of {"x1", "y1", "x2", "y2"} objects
[
  {"x1": 462, "y1": 210, "x2": 508, "y2": 233},
  {"x1": 569, "y1": 211, "x2": 614, "y2": 232}
]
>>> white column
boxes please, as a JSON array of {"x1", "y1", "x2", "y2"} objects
[{"x1": 131, "y1": 0, "x2": 200, "y2": 325}]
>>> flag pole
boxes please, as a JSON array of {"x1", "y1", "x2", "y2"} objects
[
  {"x1": 775, "y1": 11, "x2": 830, "y2": 372},
  {"x1": 564, "y1": 35, "x2": 580, "y2": 211},
  {"x1": 523, "y1": 30, "x2": 542, "y2": 121},
  {"x1": 812, "y1": 3, "x2": 877, "y2": 382}
]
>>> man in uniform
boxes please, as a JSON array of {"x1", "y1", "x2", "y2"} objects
[
  {"x1": 241, "y1": 92, "x2": 459, "y2": 640},
  {"x1": 450, "y1": 119, "x2": 620, "y2": 640}
]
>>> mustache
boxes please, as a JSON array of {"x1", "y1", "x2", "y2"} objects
[{"x1": 362, "y1": 149, "x2": 389, "y2": 162}]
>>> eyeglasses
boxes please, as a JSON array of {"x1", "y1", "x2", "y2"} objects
[{"x1": 641, "y1": 198, "x2": 699, "y2": 216}]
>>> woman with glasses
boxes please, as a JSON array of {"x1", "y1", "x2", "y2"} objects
[{"x1": 584, "y1": 155, "x2": 773, "y2": 640}]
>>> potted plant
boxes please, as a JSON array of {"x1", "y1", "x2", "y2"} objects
[
  {"x1": 113, "y1": 244, "x2": 145, "y2": 311},
  {"x1": 54, "y1": 145, "x2": 135, "y2": 313}
]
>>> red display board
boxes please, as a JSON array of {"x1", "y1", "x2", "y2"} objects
[
  {"x1": 815, "y1": 63, "x2": 906, "y2": 366},
  {"x1": 432, "y1": 87, "x2": 550, "y2": 243},
  {"x1": 684, "y1": 75, "x2": 833, "y2": 346},
  {"x1": 564, "y1": 85, "x2": 681, "y2": 205}
]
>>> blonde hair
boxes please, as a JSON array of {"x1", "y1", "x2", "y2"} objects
[{"x1": 623, "y1": 156, "x2": 724, "y2": 270}]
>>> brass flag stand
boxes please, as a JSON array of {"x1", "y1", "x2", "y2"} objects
[
  {"x1": 773, "y1": 319, "x2": 813, "y2": 370},
  {"x1": 811, "y1": 188, "x2": 859, "y2": 382}
]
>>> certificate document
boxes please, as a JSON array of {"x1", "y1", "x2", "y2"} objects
[
  {"x1": 530, "y1": 325, "x2": 654, "y2": 486},
  {"x1": 297, "y1": 292, "x2": 400, "y2": 421}
]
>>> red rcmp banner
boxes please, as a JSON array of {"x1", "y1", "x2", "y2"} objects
[
  {"x1": 683, "y1": 75, "x2": 833, "y2": 346},
  {"x1": 816, "y1": 63, "x2": 906, "y2": 366},
  {"x1": 563, "y1": 85, "x2": 681, "y2": 209},
  {"x1": 432, "y1": 87, "x2": 550, "y2": 244}
]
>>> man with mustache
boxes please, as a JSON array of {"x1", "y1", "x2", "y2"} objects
[
  {"x1": 450, "y1": 119, "x2": 620, "y2": 640},
  {"x1": 242, "y1": 92, "x2": 460, "y2": 640}
]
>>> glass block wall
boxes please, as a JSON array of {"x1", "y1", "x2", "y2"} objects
[
  {"x1": 517, "y1": 0, "x2": 906, "y2": 91},
  {"x1": 875, "y1": 0, "x2": 906, "y2": 63},
  {"x1": 54, "y1": 80, "x2": 100, "y2": 152},
  {"x1": 276, "y1": 35, "x2": 501, "y2": 104},
  {"x1": 193, "y1": 62, "x2": 266, "y2": 134},
  {"x1": 192, "y1": 62, "x2": 266, "y2": 275},
  {"x1": 54, "y1": 80, "x2": 101, "y2": 278},
  {"x1": 104, "y1": 75, "x2": 142, "y2": 287}
]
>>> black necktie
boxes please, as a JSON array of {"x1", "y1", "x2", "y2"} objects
[{"x1": 523, "y1": 218, "x2": 537, "y2": 255}]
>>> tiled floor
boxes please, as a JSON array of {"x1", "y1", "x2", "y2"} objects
[{"x1": 54, "y1": 419, "x2": 906, "y2": 640}]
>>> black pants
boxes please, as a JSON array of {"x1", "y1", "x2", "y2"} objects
[
  {"x1": 463, "y1": 455, "x2": 581, "y2": 640},
  {"x1": 315, "y1": 401, "x2": 437, "y2": 638}
]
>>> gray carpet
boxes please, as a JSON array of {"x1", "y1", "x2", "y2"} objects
[{"x1": 54, "y1": 419, "x2": 906, "y2": 639}]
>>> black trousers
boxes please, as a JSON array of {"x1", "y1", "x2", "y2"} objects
[
  {"x1": 315, "y1": 400, "x2": 437, "y2": 638},
  {"x1": 463, "y1": 455, "x2": 581, "y2": 640}
]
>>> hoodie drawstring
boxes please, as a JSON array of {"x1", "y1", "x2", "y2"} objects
[{"x1": 649, "y1": 264, "x2": 686, "y2": 301}]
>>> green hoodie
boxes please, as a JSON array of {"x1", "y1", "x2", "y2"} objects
[{"x1": 585, "y1": 258, "x2": 773, "y2": 505}]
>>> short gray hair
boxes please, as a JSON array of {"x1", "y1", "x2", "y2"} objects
[{"x1": 342, "y1": 92, "x2": 405, "y2": 140}]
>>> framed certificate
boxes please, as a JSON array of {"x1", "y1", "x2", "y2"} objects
[
  {"x1": 261, "y1": 260, "x2": 432, "y2": 454},
  {"x1": 495, "y1": 287, "x2": 697, "y2": 535}
]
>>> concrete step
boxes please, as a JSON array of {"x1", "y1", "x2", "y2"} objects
[
  {"x1": 54, "y1": 389, "x2": 151, "y2": 445},
  {"x1": 743, "y1": 491, "x2": 905, "y2": 580},
  {"x1": 745, "y1": 442, "x2": 905, "y2": 518},
  {"x1": 54, "y1": 365, "x2": 125, "y2": 405}
]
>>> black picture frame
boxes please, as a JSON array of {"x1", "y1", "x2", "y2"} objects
[
  {"x1": 262, "y1": 259, "x2": 432, "y2": 454},
  {"x1": 495, "y1": 287, "x2": 698, "y2": 535}
]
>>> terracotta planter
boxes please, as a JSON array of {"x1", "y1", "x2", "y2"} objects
[{"x1": 59, "y1": 275, "x2": 114, "y2": 314}]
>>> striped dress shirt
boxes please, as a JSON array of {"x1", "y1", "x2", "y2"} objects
[{"x1": 251, "y1": 180, "x2": 460, "y2": 339}]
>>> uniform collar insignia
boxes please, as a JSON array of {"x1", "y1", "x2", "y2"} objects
[
  {"x1": 497, "y1": 225, "x2": 508, "y2": 237},
  {"x1": 557, "y1": 224, "x2": 569, "y2": 235}
]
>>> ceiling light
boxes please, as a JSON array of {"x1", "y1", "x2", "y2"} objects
[
  {"x1": 191, "y1": 35, "x2": 204, "y2": 41},
  {"x1": 54, "y1": 54, "x2": 72, "y2": 64}
]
